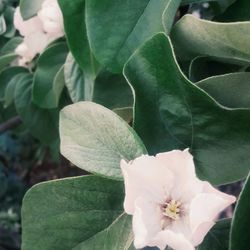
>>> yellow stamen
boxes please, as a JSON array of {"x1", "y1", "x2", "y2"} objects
[{"x1": 163, "y1": 200, "x2": 181, "y2": 220}]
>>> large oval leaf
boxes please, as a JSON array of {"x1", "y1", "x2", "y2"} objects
[
  {"x1": 22, "y1": 175, "x2": 126, "y2": 250},
  {"x1": 124, "y1": 33, "x2": 250, "y2": 185},
  {"x1": 86, "y1": 0, "x2": 181, "y2": 73},
  {"x1": 60, "y1": 102, "x2": 147, "y2": 180}
]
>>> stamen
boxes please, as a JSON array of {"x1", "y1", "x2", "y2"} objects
[{"x1": 162, "y1": 199, "x2": 181, "y2": 221}]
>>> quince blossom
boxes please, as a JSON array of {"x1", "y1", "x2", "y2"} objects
[
  {"x1": 14, "y1": 0, "x2": 64, "y2": 66},
  {"x1": 38, "y1": 0, "x2": 64, "y2": 38},
  {"x1": 121, "y1": 149, "x2": 236, "y2": 250}
]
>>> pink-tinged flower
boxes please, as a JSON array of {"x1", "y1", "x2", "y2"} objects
[
  {"x1": 38, "y1": 0, "x2": 64, "y2": 39},
  {"x1": 14, "y1": 0, "x2": 64, "y2": 66},
  {"x1": 121, "y1": 149, "x2": 236, "y2": 250},
  {"x1": 14, "y1": 7, "x2": 43, "y2": 37},
  {"x1": 15, "y1": 32, "x2": 53, "y2": 66}
]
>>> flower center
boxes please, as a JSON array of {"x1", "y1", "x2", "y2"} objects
[{"x1": 162, "y1": 199, "x2": 181, "y2": 220}]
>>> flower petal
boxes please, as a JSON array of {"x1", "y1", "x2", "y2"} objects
[
  {"x1": 38, "y1": 0, "x2": 64, "y2": 36},
  {"x1": 156, "y1": 149, "x2": 203, "y2": 202},
  {"x1": 149, "y1": 230, "x2": 195, "y2": 250},
  {"x1": 121, "y1": 155, "x2": 174, "y2": 214},
  {"x1": 24, "y1": 32, "x2": 51, "y2": 56},
  {"x1": 14, "y1": 7, "x2": 43, "y2": 37},
  {"x1": 189, "y1": 187, "x2": 236, "y2": 246},
  {"x1": 132, "y1": 197, "x2": 162, "y2": 249}
]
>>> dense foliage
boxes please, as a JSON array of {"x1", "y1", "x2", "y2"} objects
[{"x1": 0, "y1": 0, "x2": 249, "y2": 249}]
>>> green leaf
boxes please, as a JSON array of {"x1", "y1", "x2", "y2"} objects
[
  {"x1": 52, "y1": 65, "x2": 65, "y2": 103},
  {"x1": 32, "y1": 42, "x2": 68, "y2": 109},
  {"x1": 73, "y1": 214, "x2": 134, "y2": 250},
  {"x1": 60, "y1": 101, "x2": 147, "y2": 180},
  {"x1": 0, "y1": 14, "x2": 6, "y2": 35},
  {"x1": 230, "y1": 173, "x2": 250, "y2": 250},
  {"x1": 162, "y1": 0, "x2": 182, "y2": 34},
  {"x1": 216, "y1": 0, "x2": 250, "y2": 22},
  {"x1": 64, "y1": 54, "x2": 133, "y2": 109},
  {"x1": 4, "y1": 70, "x2": 29, "y2": 108},
  {"x1": 0, "y1": 36, "x2": 22, "y2": 55},
  {"x1": 171, "y1": 14, "x2": 250, "y2": 65},
  {"x1": 198, "y1": 219, "x2": 231, "y2": 250},
  {"x1": 3, "y1": 6, "x2": 16, "y2": 38},
  {"x1": 20, "y1": 0, "x2": 44, "y2": 20},
  {"x1": 58, "y1": 0, "x2": 98, "y2": 77},
  {"x1": 15, "y1": 74, "x2": 59, "y2": 144},
  {"x1": 93, "y1": 70, "x2": 133, "y2": 109},
  {"x1": 86, "y1": 0, "x2": 181, "y2": 73},
  {"x1": 189, "y1": 56, "x2": 242, "y2": 82},
  {"x1": 197, "y1": 72, "x2": 250, "y2": 108},
  {"x1": 114, "y1": 107, "x2": 133, "y2": 124},
  {"x1": 0, "y1": 66, "x2": 27, "y2": 100},
  {"x1": 64, "y1": 53, "x2": 91, "y2": 103},
  {"x1": 0, "y1": 167, "x2": 8, "y2": 199},
  {"x1": 181, "y1": 0, "x2": 216, "y2": 4},
  {"x1": 124, "y1": 33, "x2": 250, "y2": 185},
  {"x1": 0, "y1": 53, "x2": 16, "y2": 72},
  {"x1": 22, "y1": 175, "x2": 125, "y2": 250}
]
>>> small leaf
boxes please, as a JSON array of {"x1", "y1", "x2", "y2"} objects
[
  {"x1": 0, "y1": 14, "x2": 6, "y2": 35},
  {"x1": 0, "y1": 36, "x2": 23, "y2": 55},
  {"x1": 0, "y1": 53, "x2": 16, "y2": 72},
  {"x1": 0, "y1": 66, "x2": 27, "y2": 101},
  {"x1": 20, "y1": 0, "x2": 44, "y2": 20},
  {"x1": 4, "y1": 70, "x2": 29, "y2": 108},
  {"x1": 15, "y1": 74, "x2": 59, "y2": 144},
  {"x1": 230, "y1": 173, "x2": 250, "y2": 250},
  {"x1": 60, "y1": 101, "x2": 147, "y2": 180},
  {"x1": 32, "y1": 42, "x2": 68, "y2": 109},
  {"x1": 64, "y1": 53, "x2": 90, "y2": 103},
  {"x1": 4, "y1": 6, "x2": 16, "y2": 38}
]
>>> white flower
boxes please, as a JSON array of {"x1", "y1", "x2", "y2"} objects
[
  {"x1": 38, "y1": 0, "x2": 64, "y2": 39},
  {"x1": 121, "y1": 149, "x2": 236, "y2": 250},
  {"x1": 14, "y1": 0, "x2": 64, "y2": 66},
  {"x1": 14, "y1": 7, "x2": 43, "y2": 37},
  {"x1": 15, "y1": 32, "x2": 52, "y2": 65}
]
